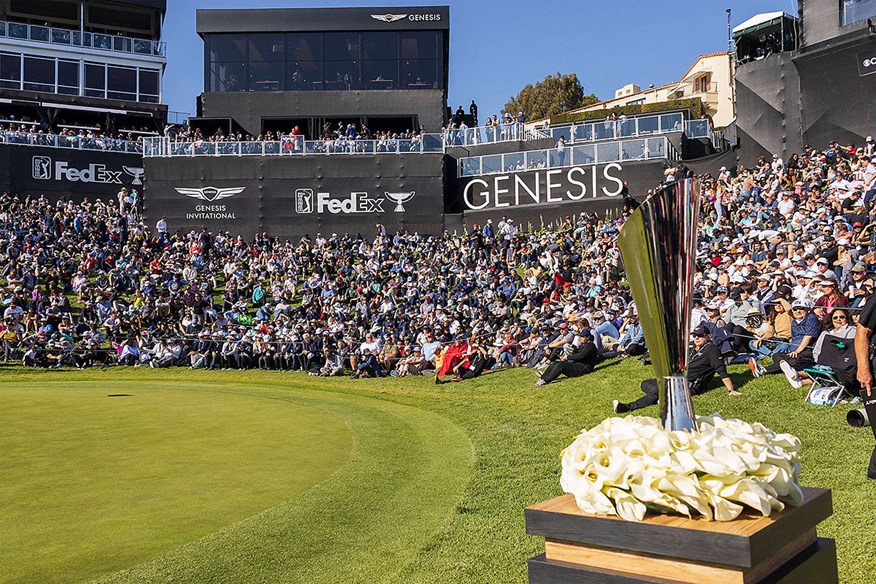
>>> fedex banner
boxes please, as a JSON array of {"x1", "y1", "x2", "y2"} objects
[
  {"x1": 144, "y1": 154, "x2": 449, "y2": 239},
  {"x1": 0, "y1": 144, "x2": 143, "y2": 201}
]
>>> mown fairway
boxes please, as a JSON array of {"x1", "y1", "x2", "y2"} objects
[{"x1": 0, "y1": 361, "x2": 873, "y2": 583}]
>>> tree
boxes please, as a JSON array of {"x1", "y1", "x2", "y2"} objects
[{"x1": 504, "y1": 72, "x2": 599, "y2": 122}]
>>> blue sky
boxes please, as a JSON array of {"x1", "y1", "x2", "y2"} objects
[{"x1": 162, "y1": 0, "x2": 796, "y2": 123}]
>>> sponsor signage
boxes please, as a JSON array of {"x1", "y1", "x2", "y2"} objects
[
  {"x1": 857, "y1": 49, "x2": 876, "y2": 77},
  {"x1": 370, "y1": 12, "x2": 442, "y2": 23},
  {"x1": 461, "y1": 162, "x2": 626, "y2": 210},
  {"x1": 0, "y1": 145, "x2": 144, "y2": 201},
  {"x1": 144, "y1": 155, "x2": 446, "y2": 239}
]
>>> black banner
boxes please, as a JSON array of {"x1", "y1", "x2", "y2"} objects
[
  {"x1": 459, "y1": 159, "x2": 668, "y2": 212},
  {"x1": 144, "y1": 154, "x2": 449, "y2": 239},
  {"x1": 0, "y1": 145, "x2": 144, "y2": 201}
]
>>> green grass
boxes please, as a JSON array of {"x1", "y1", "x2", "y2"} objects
[{"x1": 0, "y1": 361, "x2": 873, "y2": 583}]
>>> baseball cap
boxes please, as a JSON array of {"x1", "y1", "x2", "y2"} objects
[
  {"x1": 791, "y1": 299, "x2": 812, "y2": 309},
  {"x1": 851, "y1": 264, "x2": 866, "y2": 273},
  {"x1": 691, "y1": 324, "x2": 710, "y2": 336}
]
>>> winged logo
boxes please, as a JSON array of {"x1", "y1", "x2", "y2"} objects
[
  {"x1": 370, "y1": 13, "x2": 407, "y2": 23},
  {"x1": 175, "y1": 186, "x2": 246, "y2": 202}
]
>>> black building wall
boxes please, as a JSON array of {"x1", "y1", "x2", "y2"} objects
[
  {"x1": 735, "y1": 53, "x2": 802, "y2": 164},
  {"x1": 794, "y1": 36, "x2": 876, "y2": 148},
  {"x1": 199, "y1": 90, "x2": 446, "y2": 136}
]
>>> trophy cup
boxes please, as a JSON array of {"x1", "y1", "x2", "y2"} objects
[
  {"x1": 617, "y1": 178, "x2": 700, "y2": 431},
  {"x1": 524, "y1": 177, "x2": 839, "y2": 583},
  {"x1": 384, "y1": 191, "x2": 416, "y2": 212}
]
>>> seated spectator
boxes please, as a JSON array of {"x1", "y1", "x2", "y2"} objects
[
  {"x1": 779, "y1": 307, "x2": 857, "y2": 391},
  {"x1": 613, "y1": 324, "x2": 741, "y2": 413},
  {"x1": 751, "y1": 299, "x2": 822, "y2": 377}
]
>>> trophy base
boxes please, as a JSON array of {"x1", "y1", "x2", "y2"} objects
[{"x1": 524, "y1": 487, "x2": 837, "y2": 583}]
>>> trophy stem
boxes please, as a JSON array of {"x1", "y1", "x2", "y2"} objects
[{"x1": 660, "y1": 376, "x2": 698, "y2": 432}]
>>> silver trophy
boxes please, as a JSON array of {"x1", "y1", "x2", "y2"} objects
[{"x1": 617, "y1": 178, "x2": 701, "y2": 432}]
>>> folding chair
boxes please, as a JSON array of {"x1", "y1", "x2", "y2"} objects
[{"x1": 803, "y1": 366, "x2": 849, "y2": 406}]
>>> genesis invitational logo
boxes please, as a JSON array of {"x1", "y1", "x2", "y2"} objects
[
  {"x1": 295, "y1": 189, "x2": 415, "y2": 214},
  {"x1": 175, "y1": 186, "x2": 246, "y2": 202},
  {"x1": 175, "y1": 186, "x2": 245, "y2": 220}
]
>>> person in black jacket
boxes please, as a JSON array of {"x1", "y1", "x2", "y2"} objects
[
  {"x1": 534, "y1": 328, "x2": 599, "y2": 386},
  {"x1": 613, "y1": 324, "x2": 742, "y2": 413}
]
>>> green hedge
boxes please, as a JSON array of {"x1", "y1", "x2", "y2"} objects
[{"x1": 550, "y1": 97, "x2": 706, "y2": 125}]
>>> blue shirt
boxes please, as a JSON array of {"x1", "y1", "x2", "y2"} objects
[
  {"x1": 791, "y1": 313, "x2": 822, "y2": 346},
  {"x1": 595, "y1": 320, "x2": 620, "y2": 340}
]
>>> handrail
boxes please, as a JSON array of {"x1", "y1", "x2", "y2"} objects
[
  {"x1": 143, "y1": 134, "x2": 447, "y2": 157},
  {"x1": 0, "y1": 20, "x2": 165, "y2": 58},
  {"x1": 456, "y1": 136, "x2": 673, "y2": 177},
  {"x1": 0, "y1": 130, "x2": 143, "y2": 153}
]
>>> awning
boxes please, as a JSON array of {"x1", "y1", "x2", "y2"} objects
[{"x1": 732, "y1": 11, "x2": 795, "y2": 38}]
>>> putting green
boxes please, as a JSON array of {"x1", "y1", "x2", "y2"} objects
[{"x1": 0, "y1": 382, "x2": 353, "y2": 584}]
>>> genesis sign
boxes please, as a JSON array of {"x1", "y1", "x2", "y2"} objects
[
  {"x1": 370, "y1": 13, "x2": 442, "y2": 23},
  {"x1": 462, "y1": 163, "x2": 625, "y2": 210}
]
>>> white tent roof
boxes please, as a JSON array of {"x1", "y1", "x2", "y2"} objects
[{"x1": 732, "y1": 11, "x2": 788, "y2": 35}]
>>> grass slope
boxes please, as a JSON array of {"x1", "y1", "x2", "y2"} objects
[{"x1": 0, "y1": 361, "x2": 874, "y2": 583}]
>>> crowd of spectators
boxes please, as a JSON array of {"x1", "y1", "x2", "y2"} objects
[
  {"x1": 0, "y1": 117, "x2": 154, "y2": 152},
  {"x1": 1, "y1": 136, "x2": 876, "y2": 400}
]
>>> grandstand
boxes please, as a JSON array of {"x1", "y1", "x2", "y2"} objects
[{"x1": 0, "y1": 0, "x2": 166, "y2": 200}]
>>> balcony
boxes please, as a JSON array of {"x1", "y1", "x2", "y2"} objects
[{"x1": 0, "y1": 20, "x2": 165, "y2": 58}]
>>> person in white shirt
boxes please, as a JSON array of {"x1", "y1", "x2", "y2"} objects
[{"x1": 155, "y1": 216, "x2": 168, "y2": 235}]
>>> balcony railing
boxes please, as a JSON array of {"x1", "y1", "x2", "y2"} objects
[
  {"x1": 0, "y1": 130, "x2": 143, "y2": 153},
  {"x1": 443, "y1": 123, "x2": 525, "y2": 147},
  {"x1": 0, "y1": 20, "x2": 165, "y2": 58},
  {"x1": 545, "y1": 112, "x2": 686, "y2": 144},
  {"x1": 143, "y1": 134, "x2": 446, "y2": 157},
  {"x1": 457, "y1": 136, "x2": 677, "y2": 177}
]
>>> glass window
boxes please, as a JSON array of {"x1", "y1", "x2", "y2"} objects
[
  {"x1": 324, "y1": 60, "x2": 360, "y2": 90},
  {"x1": 248, "y1": 61, "x2": 283, "y2": 91},
  {"x1": 0, "y1": 53, "x2": 22, "y2": 90},
  {"x1": 363, "y1": 32, "x2": 398, "y2": 60},
  {"x1": 107, "y1": 65, "x2": 136, "y2": 100},
  {"x1": 286, "y1": 60, "x2": 321, "y2": 90},
  {"x1": 364, "y1": 60, "x2": 396, "y2": 89},
  {"x1": 842, "y1": 0, "x2": 876, "y2": 25},
  {"x1": 84, "y1": 62, "x2": 104, "y2": 97},
  {"x1": 248, "y1": 33, "x2": 284, "y2": 62},
  {"x1": 138, "y1": 69, "x2": 159, "y2": 96},
  {"x1": 401, "y1": 59, "x2": 438, "y2": 89},
  {"x1": 325, "y1": 33, "x2": 361, "y2": 61},
  {"x1": 286, "y1": 33, "x2": 322, "y2": 61},
  {"x1": 57, "y1": 60, "x2": 78, "y2": 94},
  {"x1": 401, "y1": 32, "x2": 439, "y2": 60},
  {"x1": 208, "y1": 34, "x2": 246, "y2": 62},
  {"x1": 23, "y1": 56, "x2": 54, "y2": 91},
  {"x1": 210, "y1": 61, "x2": 245, "y2": 92}
]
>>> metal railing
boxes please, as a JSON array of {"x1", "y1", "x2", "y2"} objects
[
  {"x1": 0, "y1": 20, "x2": 166, "y2": 58},
  {"x1": 457, "y1": 136, "x2": 677, "y2": 177},
  {"x1": 544, "y1": 112, "x2": 687, "y2": 144},
  {"x1": 143, "y1": 134, "x2": 446, "y2": 157},
  {"x1": 444, "y1": 122, "x2": 525, "y2": 147},
  {"x1": 0, "y1": 130, "x2": 143, "y2": 153}
]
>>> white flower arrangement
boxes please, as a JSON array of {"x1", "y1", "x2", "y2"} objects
[{"x1": 560, "y1": 414, "x2": 804, "y2": 522}]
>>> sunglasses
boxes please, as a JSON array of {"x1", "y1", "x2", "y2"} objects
[
  {"x1": 792, "y1": 307, "x2": 807, "y2": 311},
  {"x1": 691, "y1": 334, "x2": 706, "y2": 338},
  {"x1": 832, "y1": 315, "x2": 848, "y2": 320}
]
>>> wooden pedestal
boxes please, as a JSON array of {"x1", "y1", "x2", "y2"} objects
[{"x1": 525, "y1": 487, "x2": 838, "y2": 583}]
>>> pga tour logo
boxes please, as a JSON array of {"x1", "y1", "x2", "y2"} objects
[
  {"x1": 295, "y1": 189, "x2": 415, "y2": 214},
  {"x1": 31, "y1": 156, "x2": 143, "y2": 185}
]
